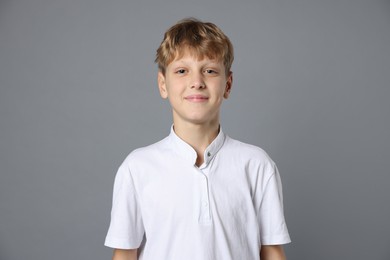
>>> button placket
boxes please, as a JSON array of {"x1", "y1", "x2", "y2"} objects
[
  {"x1": 195, "y1": 167, "x2": 211, "y2": 224},
  {"x1": 200, "y1": 176, "x2": 211, "y2": 220}
]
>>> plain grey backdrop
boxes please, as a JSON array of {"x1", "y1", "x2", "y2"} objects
[{"x1": 1, "y1": 0, "x2": 389, "y2": 259}]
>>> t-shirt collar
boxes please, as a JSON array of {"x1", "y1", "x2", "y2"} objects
[{"x1": 168, "y1": 125, "x2": 226, "y2": 167}]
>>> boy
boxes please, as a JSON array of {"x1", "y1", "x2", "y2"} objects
[{"x1": 105, "y1": 18, "x2": 291, "y2": 260}]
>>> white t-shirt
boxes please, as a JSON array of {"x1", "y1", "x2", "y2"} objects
[{"x1": 105, "y1": 127, "x2": 291, "y2": 260}]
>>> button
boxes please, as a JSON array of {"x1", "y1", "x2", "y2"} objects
[
  {"x1": 207, "y1": 152, "x2": 211, "y2": 157},
  {"x1": 202, "y1": 201, "x2": 209, "y2": 207}
]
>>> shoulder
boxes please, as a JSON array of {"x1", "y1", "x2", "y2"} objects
[
  {"x1": 120, "y1": 136, "x2": 171, "y2": 168},
  {"x1": 223, "y1": 135, "x2": 276, "y2": 167}
]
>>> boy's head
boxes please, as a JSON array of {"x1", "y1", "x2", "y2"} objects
[{"x1": 155, "y1": 18, "x2": 234, "y2": 75}]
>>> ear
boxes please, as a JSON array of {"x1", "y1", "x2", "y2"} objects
[
  {"x1": 223, "y1": 71, "x2": 233, "y2": 99},
  {"x1": 158, "y1": 71, "x2": 168, "y2": 99}
]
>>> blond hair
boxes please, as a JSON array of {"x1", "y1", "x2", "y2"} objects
[{"x1": 155, "y1": 18, "x2": 234, "y2": 75}]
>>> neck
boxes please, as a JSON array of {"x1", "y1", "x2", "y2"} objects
[{"x1": 173, "y1": 120, "x2": 220, "y2": 167}]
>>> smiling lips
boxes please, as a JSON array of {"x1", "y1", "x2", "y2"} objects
[{"x1": 184, "y1": 95, "x2": 209, "y2": 102}]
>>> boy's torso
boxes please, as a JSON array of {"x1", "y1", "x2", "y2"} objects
[{"x1": 125, "y1": 128, "x2": 276, "y2": 259}]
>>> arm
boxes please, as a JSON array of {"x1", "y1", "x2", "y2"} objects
[
  {"x1": 260, "y1": 245, "x2": 286, "y2": 260},
  {"x1": 112, "y1": 249, "x2": 137, "y2": 260}
]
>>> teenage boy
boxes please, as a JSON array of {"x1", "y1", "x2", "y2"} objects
[{"x1": 105, "y1": 18, "x2": 291, "y2": 260}]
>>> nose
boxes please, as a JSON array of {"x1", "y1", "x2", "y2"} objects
[{"x1": 190, "y1": 72, "x2": 206, "y2": 89}]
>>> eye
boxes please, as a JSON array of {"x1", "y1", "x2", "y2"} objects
[
  {"x1": 204, "y1": 69, "x2": 218, "y2": 74},
  {"x1": 175, "y1": 69, "x2": 186, "y2": 74}
]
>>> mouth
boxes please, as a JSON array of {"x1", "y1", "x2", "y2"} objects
[{"x1": 184, "y1": 95, "x2": 209, "y2": 102}]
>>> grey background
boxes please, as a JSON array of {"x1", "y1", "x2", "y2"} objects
[{"x1": 1, "y1": 0, "x2": 389, "y2": 259}]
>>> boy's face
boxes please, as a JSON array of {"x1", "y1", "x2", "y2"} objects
[{"x1": 158, "y1": 50, "x2": 232, "y2": 126}]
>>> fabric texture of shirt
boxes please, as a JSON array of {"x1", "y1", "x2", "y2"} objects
[{"x1": 105, "y1": 127, "x2": 291, "y2": 260}]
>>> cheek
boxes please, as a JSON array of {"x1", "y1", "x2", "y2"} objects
[
  {"x1": 216, "y1": 81, "x2": 228, "y2": 95},
  {"x1": 166, "y1": 78, "x2": 185, "y2": 91}
]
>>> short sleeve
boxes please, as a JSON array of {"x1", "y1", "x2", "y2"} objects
[
  {"x1": 257, "y1": 164, "x2": 291, "y2": 245},
  {"x1": 104, "y1": 162, "x2": 145, "y2": 249}
]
